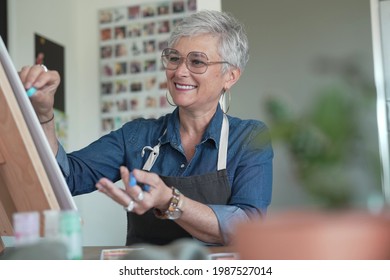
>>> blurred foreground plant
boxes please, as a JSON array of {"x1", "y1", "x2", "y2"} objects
[{"x1": 265, "y1": 56, "x2": 381, "y2": 208}]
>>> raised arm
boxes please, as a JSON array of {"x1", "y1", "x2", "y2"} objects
[{"x1": 19, "y1": 64, "x2": 60, "y2": 154}]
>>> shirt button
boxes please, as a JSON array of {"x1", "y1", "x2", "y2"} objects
[{"x1": 180, "y1": 164, "x2": 185, "y2": 168}]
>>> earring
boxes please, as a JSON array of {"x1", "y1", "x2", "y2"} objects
[
  {"x1": 166, "y1": 91, "x2": 176, "y2": 107},
  {"x1": 220, "y1": 89, "x2": 231, "y2": 114}
]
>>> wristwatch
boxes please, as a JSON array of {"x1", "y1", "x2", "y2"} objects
[{"x1": 154, "y1": 187, "x2": 184, "y2": 220}]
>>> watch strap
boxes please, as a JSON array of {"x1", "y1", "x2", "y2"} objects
[{"x1": 154, "y1": 187, "x2": 183, "y2": 220}]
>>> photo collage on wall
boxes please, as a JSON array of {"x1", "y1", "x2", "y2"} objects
[{"x1": 98, "y1": 0, "x2": 197, "y2": 133}]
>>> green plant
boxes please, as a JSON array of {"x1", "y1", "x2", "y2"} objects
[{"x1": 265, "y1": 57, "x2": 381, "y2": 208}]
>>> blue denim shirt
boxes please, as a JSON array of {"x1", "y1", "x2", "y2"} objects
[{"x1": 56, "y1": 105, "x2": 273, "y2": 242}]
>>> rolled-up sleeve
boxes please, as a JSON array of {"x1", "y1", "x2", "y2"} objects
[
  {"x1": 56, "y1": 142, "x2": 70, "y2": 177},
  {"x1": 208, "y1": 204, "x2": 251, "y2": 244}
]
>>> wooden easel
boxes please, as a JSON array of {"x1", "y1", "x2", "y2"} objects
[{"x1": 0, "y1": 60, "x2": 60, "y2": 253}]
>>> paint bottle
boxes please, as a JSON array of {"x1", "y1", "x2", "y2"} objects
[
  {"x1": 13, "y1": 211, "x2": 40, "y2": 247},
  {"x1": 43, "y1": 210, "x2": 60, "y2": 239},
  {"x1": 59, "y1": 210, "x2": 83, "y2": 260}
]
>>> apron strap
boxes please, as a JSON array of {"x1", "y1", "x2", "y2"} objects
[
  {"x1": 218, "y1": 114, "x2": 229, "y2": 171},
  {"x1": 142, "y1": 141, "x2": 161, "y2": 171},
  {"x1": 142, "y1": 115, "x2": 229, "y2": 171}
]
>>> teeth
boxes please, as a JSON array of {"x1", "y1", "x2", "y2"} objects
[{"x1": 176, "y1": 83, "x2": 196, "y2": 90}]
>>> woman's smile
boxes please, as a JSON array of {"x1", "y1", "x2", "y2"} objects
[{"x1": 174, "y1": 82, "x2": 197, "y2": 91}]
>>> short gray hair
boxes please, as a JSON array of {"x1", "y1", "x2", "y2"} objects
[{"x1": 168, "y1": 10, "x2": 249, "y2": 73}]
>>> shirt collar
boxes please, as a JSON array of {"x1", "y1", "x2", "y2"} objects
[{"x1": 160, "y1": 104, "x2": 224, "y2": 149}]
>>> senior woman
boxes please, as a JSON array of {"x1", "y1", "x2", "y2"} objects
[{"x1": 19, "y1": 10, "x2": 273, "y2": 246}]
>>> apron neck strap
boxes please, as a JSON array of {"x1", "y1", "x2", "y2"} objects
[
  {"x1": 217, "y1": 114, "x2": 229, "y2": 170},
  {"x1": 142, "y1": 115, "x2": 229, "y2": 171}
]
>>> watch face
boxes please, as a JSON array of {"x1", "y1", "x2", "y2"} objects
[{"x1": 167, "y1": 209, "x2": 182, "y2": 220}]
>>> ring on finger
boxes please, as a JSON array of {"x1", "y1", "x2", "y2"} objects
[
  {"x1": 124, "y1": 199, "x2": 135, "y2": 212},
  {"x1": 137, "y1": 191, "x2": 144, "y2": 201},
  {"x1": 40, "y1": 64, "x2": 48, "y2": 72}
]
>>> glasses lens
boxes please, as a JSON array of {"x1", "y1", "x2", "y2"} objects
[
  {"x1": 187, "y1": 52, "x2": 208, "y2": 74},
  {"x1": 161, "y1": 49, "x2": 210, "y2": 74},
  {"x1": 162, "y1": 49, "x2": 181, "y2": 70}
]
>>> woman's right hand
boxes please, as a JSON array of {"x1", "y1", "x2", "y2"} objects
[{"x1": 18, "y1": 64, "x2": 60, "y2": 122}]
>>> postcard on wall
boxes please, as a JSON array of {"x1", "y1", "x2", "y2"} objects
[{"x1": 98, "y1": 0, "x2": 197, "y2": 134}]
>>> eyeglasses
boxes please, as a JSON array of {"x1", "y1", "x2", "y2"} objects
[{"x1": 161, "y1": 48, "x2": 232, "y2": 74}]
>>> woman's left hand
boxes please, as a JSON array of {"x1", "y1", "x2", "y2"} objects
[{"x1": 95, "y1": 167, "x2": 172, "y2": 214}]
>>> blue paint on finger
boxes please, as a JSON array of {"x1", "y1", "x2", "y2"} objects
[
  {"x1": 129, "y1": 173, "x2": 137, "y2": 187},
  {"x1": 142, "y1": 184, "x2": 151, "y2": 192},
  {"x1": 26, "y1": 87, "x2": 37, "y2": 97}
]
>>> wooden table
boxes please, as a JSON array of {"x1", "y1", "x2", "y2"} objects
[
  {"x1": 83, "y1": 245, "x2": 235, "y2": 260},
  {"x1": 0, "y1": 245, "x2": 235, "y2": 260}
]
